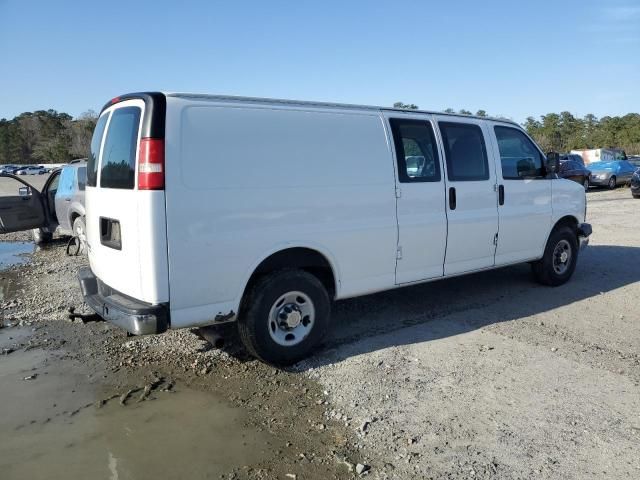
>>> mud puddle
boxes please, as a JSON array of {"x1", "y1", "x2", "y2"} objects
[{"x1": 0, "y1": 329, "x2": 273, "y2": 480}]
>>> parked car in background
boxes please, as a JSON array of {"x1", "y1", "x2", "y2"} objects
[
  {"x1": 631, "y1": 169, "x2": 640, "y2": 198},
  {"x1": 32, "y1": 162, "x2": 87, "y2": 244},
  {"x1": 0, "y1": 165, "x2": 20, "y2": 174},
  {"x1": 560, "y1": 153, "x2": 586, "y2": 166},
  {"x1": 16, "y1": 165, "x2": 39, "y2": 175},
  {"x1": 0, "y1": 162, "x2": 87, "y2": 245},
  {"x1": 626, "y1": 155, "x2": 640, "y2": 169},
  {"x1": 589, "y1": 160, "x2": 637, "y2": 189},
  {"x1": 559, "y1": 157, "x2": 591, "y2": 190},
  {"x1": 16, "y1": 165, "x2": 48, "y2": 175}
]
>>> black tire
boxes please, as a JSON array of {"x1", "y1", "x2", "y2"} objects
[
  {"x1": 608, "y1": 176, "x2": 616, "y2": 189},
  {"x1": 531, "y1": 226, "x2": 578, "y2": 286},
  {"x1": 583, "y1": 178, "x2": 589, "y2": 191},
  {"x1": 72, "y1": 216, "x2": 87, "y2": 253},
  {"x1": 238, "y1": 269, "x2": 331, "y2": 365},
  {"x1": 633, "y1": 194, "x2": 640, "y2": 199},
  {"x1": 32, "y1": 228, "x2": 53, "y2": 245}
]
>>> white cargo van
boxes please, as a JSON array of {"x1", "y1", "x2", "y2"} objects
[{"x1": 0, "y1": 92, "x2": 591, "y2": 364}]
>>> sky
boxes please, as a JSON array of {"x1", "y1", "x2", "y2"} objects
[{"x1": 0, "y1": 0, "x2": 638, "y2": 123}]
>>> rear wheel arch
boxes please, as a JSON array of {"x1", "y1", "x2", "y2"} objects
[{"x1": 241, "y1": 247, "x2": 339, "y2": 306}]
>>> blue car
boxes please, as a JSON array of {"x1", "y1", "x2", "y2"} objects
[{"x1": 588, "y1": 160, "x2": 637, "y2": 189}]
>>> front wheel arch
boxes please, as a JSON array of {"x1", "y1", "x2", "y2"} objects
[{"x1": 542, "y1": 216, "x2": 579, "y2": 251}]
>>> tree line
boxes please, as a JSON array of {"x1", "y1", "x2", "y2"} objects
[
  {"x1": 394, "y1": 102, "x2": 640, "y2": 155},
  {"x1": 0, "y1": 110, "x2": 97, "y2": 165},
  {"x1": 1, "y1": 104, "x2": 639, "y2": 165}
]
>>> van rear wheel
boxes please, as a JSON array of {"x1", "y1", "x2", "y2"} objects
[
  {"x1": 238, "y1": 269, "x2": 330, "y2": 365},
  {"x1": 531, "y1": 226, "x2": 578, "y2": 286}
]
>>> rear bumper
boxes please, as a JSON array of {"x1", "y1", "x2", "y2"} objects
[
  {"x1": 578, "y1": 223, "x2": 592, "y2": 251},
  {"x1": 78, "y1": 266, "x2": 169, "y2": 335}
]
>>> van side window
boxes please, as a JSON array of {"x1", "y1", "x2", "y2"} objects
[
  {"x1": 58, "y1": 167, "x2": 74, "y2": 194},
  {"x1": 87, "y1": 113, "x2": 109, "y2": 187},
  {"x1": 494, "y1": 126, "x2": 544, "y2": 179},
  {"x1": 439, "y1": 122, "x2": 489, "y2": 181},
  {"x1": 389, "y1": 119, "x2": 441, "y2": 183},
  {"x1": 100, "y1": 107, "x2": 141, "y2": 189}
]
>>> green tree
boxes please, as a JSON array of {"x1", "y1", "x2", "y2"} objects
[{"x1": 393, "y1": 102, "x2": 419, "y2": 110}]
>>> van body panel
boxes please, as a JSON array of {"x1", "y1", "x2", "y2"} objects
[
  {"x1": 86, "y1": 98, "x2": 169, "y2": 305},
  {"x1": 551, "y1": 179, "x2": 586, "y2": 226},
  {"x1": 77, "y1": 92, "x2": 591, "y2": 341},
  {"x1": 163, "y1": 98, "x2": 398, "y2": 323}
]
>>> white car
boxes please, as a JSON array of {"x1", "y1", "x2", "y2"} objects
[
  {"x1": 16, "y1": 166, "x2": 44, "y2": 175},
  {"x1": 0, "y1": 92, "x2": 591, "y2": 365}
]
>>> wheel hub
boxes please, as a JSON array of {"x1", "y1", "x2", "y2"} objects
[
  {"x1": 279, "y1": 305, "x2": 302, "y2": 329},
  {"x1": 268, "y1": 291, "x2": 316, "y2": 347},
  {"x1": 552, "y1": 239, "x2": 572, "y2": 275}
]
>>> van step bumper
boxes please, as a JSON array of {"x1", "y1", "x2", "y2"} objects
[{"x1": 78, "y1": 266, "x2": 169, "y2": 335}]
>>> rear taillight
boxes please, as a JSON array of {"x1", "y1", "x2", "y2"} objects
[{"x1": 138, "y1": 138, "x2": 165, "y2": 190}]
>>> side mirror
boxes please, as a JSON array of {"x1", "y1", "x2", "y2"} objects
[
  {"x1": 18, "y1": 186, "x2": 32, "y2": 197},
  {"x1": 545, "y1": 152, "x2": 560, "y2": 175}
]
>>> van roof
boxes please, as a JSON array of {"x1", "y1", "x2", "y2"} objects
[{"x1": 165, "y1": 92, "x2": 521, "y2": 126}]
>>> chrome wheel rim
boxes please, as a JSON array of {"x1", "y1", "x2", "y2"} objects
[
  {"x1": 552, "y1": 239, "x2": 572, "y2": 275},
  {"x1": 268, "y1": 291, "x2": 315, "y2": 346}
]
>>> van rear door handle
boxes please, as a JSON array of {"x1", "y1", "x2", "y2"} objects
[
  {"x1": 498, "y1": 185, "x2": 505, "y2": 205},
  {"x1": 449, "y1": 187, "x2": 456, "y2": 210}
]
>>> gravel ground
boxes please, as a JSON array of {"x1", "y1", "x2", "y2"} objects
[
  {"x1": 301, "y1": 187, "x2": 640, "y2": 479},
  {"x1": 1, "y1": 186, "x2": 639, "y2": 479}
]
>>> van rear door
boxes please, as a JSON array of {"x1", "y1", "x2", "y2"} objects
[{"x1": 86, "y1": 96, "x2": 169, "y2": 305}]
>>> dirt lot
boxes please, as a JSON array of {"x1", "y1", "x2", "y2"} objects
[{"x1": 1, "y1": 187, "x2": 639, "y2": 479}]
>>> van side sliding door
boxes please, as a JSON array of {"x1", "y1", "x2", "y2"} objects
[
  {"x1": 434, "y1": 117, "x2": 499, "y2": 275},
  {"x1": 386, "y1": 114, "x2": 447, "y2": 284}
]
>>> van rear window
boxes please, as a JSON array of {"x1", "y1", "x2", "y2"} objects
[
  {"x1": 87, "y1": 113, "x2": 109, "y2": 187},
  {"x1": 100, "y1": 107, "x2": 141, "y2": 189}
]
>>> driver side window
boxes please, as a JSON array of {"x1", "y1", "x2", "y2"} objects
[{"x1": 494, "y1": 126, "x2": 545, "y2": 180}]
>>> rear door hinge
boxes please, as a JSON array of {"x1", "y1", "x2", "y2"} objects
[
  {"x1": 395, "y1": 186, "x2": 402, "y2": 198},
  {"x1": 493, "y1": 232, "x2": 499, "y2": 245},
  {"x1": 396, "y1": 246, "x2": 403, "y2": 260}
]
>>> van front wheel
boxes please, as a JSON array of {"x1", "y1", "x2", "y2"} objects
[
  {"x1": 238, "y1": 269, "x2": 330, "y2": 365},
  {"x1": 531, "y1": 226, "x2": 578, "y2": 286}
]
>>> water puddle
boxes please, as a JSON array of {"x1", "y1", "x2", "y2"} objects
[
  {"x1": 0, "y1": 330, "x2": 271, "y2": 480},
  {"x1": 0, "y1": 241, "x2": 34, "y2": 269}
]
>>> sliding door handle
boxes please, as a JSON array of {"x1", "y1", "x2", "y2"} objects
[
  {"x1": 449, "y1": 187, "x2": 456, "y2": 210},
  {"x1": 498, "y1": 184, "x2": 505, "y2": 205}
]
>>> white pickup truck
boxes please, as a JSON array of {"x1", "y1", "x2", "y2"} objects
[{"x1": 0, "y1": 92, "x2": 591, "y2": 365}]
